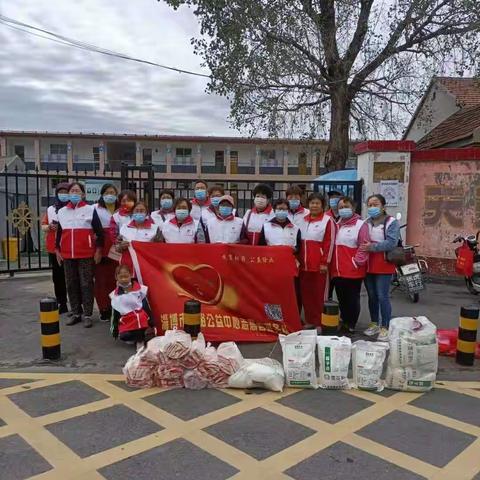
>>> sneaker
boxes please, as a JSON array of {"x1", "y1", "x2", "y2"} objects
[
  {"x1": 377, "y1": 327, "x2": 389, "y2": 342},
  {"x1": 99, "y1": 309, "x2": 111, "y2": 322},
  {"x1": 66, "y1": 315, "x2": 82, "y2": 326},
  {"x1": 83, "y1": 316, "x2": 93, "y2": 328},
  {"x1": 364, "y1": 323, "x2": 380, "y2": 337}
]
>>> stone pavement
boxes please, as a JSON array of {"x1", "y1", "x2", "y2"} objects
[{"x1": 1, "y1": 373, "x2": 480, "y2": 480}]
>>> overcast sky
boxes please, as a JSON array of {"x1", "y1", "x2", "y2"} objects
[{"x1": 0, "y1": 0, "x2": 236, "y2": 135}]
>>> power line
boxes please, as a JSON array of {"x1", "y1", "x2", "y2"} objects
[{"x1": 0, "y1": 14, "x2": 211, "y2": 79}]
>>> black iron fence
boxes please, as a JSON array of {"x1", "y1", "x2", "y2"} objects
[{"x1": 1, "y1": 164, "x2": 362, "y2": 274}]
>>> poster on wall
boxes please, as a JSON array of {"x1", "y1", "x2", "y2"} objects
[
  {"x1": 373, "y1": 162, "x2": 405, "y2": 182},
  {"x1": 380, "y1": 180, "x2": 400, "y2": 207}
]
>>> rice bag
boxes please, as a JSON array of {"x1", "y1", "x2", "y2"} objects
[
  {"x1": 317, "y1": 336, "x2": 351, "y2": 389},
  {"x1": 228, "y1": 358, "x2": 285, "y2": 392},
  {"x1": 352, "y1": 340, "x2": 388, "y2": 392}
]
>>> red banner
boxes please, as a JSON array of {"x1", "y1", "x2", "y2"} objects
[{"x1": 130, "y1": 242, "x2": 301, "y2": 342}]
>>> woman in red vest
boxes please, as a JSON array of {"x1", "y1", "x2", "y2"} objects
[
  {"x1": 330, "y1": 196, "x2": 370, "y2": 334},
  {"x1": 93, "y1": 183, "x2": 119, "y2": 321},
  {"x1": 297, "y1": 192, "x2": 335, "y2": 327},
  {"x1": 55, "y1": 182, "x2": 104, "y2": 328},
  {"x1": 243, "y1": 183, "x2": 275, "y2": 245},
  {"x1": 41, "y1": 182, "x2": 70, "y2": 314}
]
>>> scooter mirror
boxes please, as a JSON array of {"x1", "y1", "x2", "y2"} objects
[{"x1": 396, "y1": 212, "x2": 402, "y2": 221}]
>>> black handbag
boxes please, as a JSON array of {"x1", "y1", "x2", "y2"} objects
[{"x1": 383, "y1": 217, "x2": 405, "y2": 265}]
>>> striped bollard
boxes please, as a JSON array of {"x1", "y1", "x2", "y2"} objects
[
  {"x1": 456, "y1": 305, "x2": 478, "y2": 366},
  {"x1": 183, "y1": 300, "x2": 201, "y2": 339},
  {"x1": 40, "y1": 297, "x2": 61, "y2": 360},
  {"x1": 321, "y1": 300, "x2": 339, "y2": 335}
]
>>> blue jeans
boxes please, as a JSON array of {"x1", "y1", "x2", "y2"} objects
[{"x1": 364, "y1": 274, "x2": 392, "y2": 328}]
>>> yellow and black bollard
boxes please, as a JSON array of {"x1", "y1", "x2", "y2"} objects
[
  {"x1": 456, "y1": 305, "x2": 478, "y2": 366},
  {"x1": 183, "y1": 300, "x2": 201, "y2": 339},
  {"x1": 321, "y1": 300, "x2": 339, "y2": 335},
  {"x1": 40, "y1": 297, "x2": 61, "y2": 360}
]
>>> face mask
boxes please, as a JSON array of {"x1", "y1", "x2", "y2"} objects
[
  {"x1": 69, "y1": 194, "x2": 81, "y2": 204},
  {"x1": 118, "y1": 281, "x2": 131, "y2": 289},
  {"x1": 211, "y1": 197, "x2": 221, "y2": 208},
  {"x1": 58, "y1": 193, "x2": 69, "y2": 203},
  {"x1": 329, "y1": 198, "x2": 340, "y2": 209},
  {"x1": 288, "y1": 199, "x2": 300, "y2": 210},
  {"x1": 103, "y1": 194, "x2": 117, "y2": 204},
  {"x1": 160, "y1": 198, "x2": 173, "y2": 210},
  {"x1": 175, "y1": 209, "x2": 189, "y2": 221},
  {"x1": 368, "y1": 207, "x2": 382, "y2": 218},
  {"x1": 338, "y1": 208, "x2": 353, "y2": 219},
  {"x1": 195, "y1": 189, "x2": 207, "y2": 201},
  {"x1": 132, "y1": 213, "x2": 146, "y2": 223},
  {"x1": 275, "y1": 210, "x2": 289, "y2": 221},
  {"x1": 254, "y1": 197, "x2": 267, "y2": 209},
  {"x1": 219, "y1": 205, "x2": 233, "y2": 217}
]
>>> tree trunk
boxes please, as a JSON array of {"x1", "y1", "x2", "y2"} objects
[{"x1": 326, "y1": 86, "x2": 351, "y2": 172}]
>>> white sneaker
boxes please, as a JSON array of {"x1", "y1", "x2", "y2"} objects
[
  {"x1": 377, "y1": 327, "x2": 389, "y2": 342},
  {"x1": 364, "y1": 323, "x2": 380, "y2": 337}
]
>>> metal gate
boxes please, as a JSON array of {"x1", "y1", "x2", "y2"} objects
[{"x1": 313, "y1": 179, "x2": 364, "y2": 213}]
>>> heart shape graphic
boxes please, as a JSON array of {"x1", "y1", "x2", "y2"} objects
[{"x1": 171, "y1": 264, "x2": 223, "y2": 305}]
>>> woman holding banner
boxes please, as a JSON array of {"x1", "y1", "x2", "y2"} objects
[
  {"x1": 297, "y1": 192, "x2": 335, "y2": 327},
  {"x1": 93, "y1": 183, "x2": 120, "y2": 321},
  {"x1": 161, "y1": 198, "x2": 206, "y2": 244}
]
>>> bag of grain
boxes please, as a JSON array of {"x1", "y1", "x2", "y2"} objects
[
  {"x1": 352, "y1": 340, "x2": 388, "y2": 392},
  {"x1": 279, "y1": 330, "x2": 318, "y2": 389},
  {"x1": 317, "y1": 336, "x2": 351, "y2": 389}
]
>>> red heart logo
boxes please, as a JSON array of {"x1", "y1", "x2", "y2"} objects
[{"x1": 171, "y1": 264, "x2": 223, "y2": 305}]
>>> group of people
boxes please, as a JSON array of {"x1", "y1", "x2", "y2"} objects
[{"x1": 42, "y1": 179, "x2": 400, "y2": 344}]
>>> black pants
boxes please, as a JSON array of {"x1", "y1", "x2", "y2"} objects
[
  {"x1": 334, "y1": 277, "x2": 363, "y2": 328},
  {"x1": 49, "y1": 253, "x2": 67, "y2": 306},
  {"x1": 63, "y1": 258, "x2": 94, "y2": 317}
]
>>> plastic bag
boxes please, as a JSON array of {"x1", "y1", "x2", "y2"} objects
[
  {"x1": 352, "y1": 340, "x2": 388, "y2": 392},
  {"x1": 179, "y1": 333, "x2": 206, "y2": 369},
  {"x1": 386, "y1": 316, "x2": 438, "y2": 392},
  {"x1": 140, "y1": 336, "x2": 167, "y2": 365},
  {"x1": 163, "y1": 329, "x2": 192, "y2": 359},
  {"x1": 228, "y1": 358, "x2": 285, "y2": 392},
  {"x1": 280, "y1": 330, "x2": 318, "y2": 389},
  {"x1": 197, "y1": 343, "x2": 229, "y2": 387},
  {"x1": 183, "y1": 369, "x2": 209, "y2": 390},
  {"x1": 217, "y1": 341, "x2": 244, "y2": 375},
  {"x1": 317, "y1": 336, "x2": 351, "y2": 389},
  {"x1": 437, "y1": 329, "x2": 480, "y2": 358},
  {"x1": 123, "y1": 352, "x2": 156, "y2": 389}
]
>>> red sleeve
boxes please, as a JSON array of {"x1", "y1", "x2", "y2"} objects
[{"x1": 320, "y1": 217, "x2": 336, "y2": 265}]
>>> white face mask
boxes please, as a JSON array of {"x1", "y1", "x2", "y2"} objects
[{"x1": 254, "y1": 197, "x2": 267, "y2": 209}]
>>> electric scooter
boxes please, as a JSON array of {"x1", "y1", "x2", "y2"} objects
[{"x1": 453, "y1": 233, "x2": 480, "y2": 295}]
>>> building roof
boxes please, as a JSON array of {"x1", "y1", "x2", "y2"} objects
[
  {"x1": 437, "y1": 77, "x2": 480, "y2": 107},
  {"x1": 403, "y1": 76, "x2": 480, "y2": 140},
  {"x1": 416, "y1": 105, "x2": 480, "y2": 150},
  {"x1": 0, "y1": 130, "x2": 331, "y2": 146}
]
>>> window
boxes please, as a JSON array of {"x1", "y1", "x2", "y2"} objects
[
  {"x1": 175, "y1": 147, "x2": 193, "y2": 165},
  {"x1": 260, "y1": 149, "x2": 280, "y2": 167},
  {"x1": 143, "y1": 148, "x2": 152, "y2": 165},
  {"x1": 14, "y1": 145, "x2": 25, "y2": 160},
  {"x1": 93, "y1": 147, "x2": 100, "y2": 163},
  {"x1": 49, "y1": 144, "x2": 67, "y2": 162}
]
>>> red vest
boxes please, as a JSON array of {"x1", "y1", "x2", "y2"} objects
[
  {"x1": 44, "y1": 205, "x2": 57, "y2": 254},
  {"x1": 57, "y1": 202, "x2": 96, "y2": 259},
  {"x1": 297, "y1": 214, "x2": 335, "y2": 272},
  {"x1": 94, "y1": 204, "x2": 114, "y2": 257},
  {"x1": 331, "y1": 218, "x2": 366, "y2": 279},
  {"x1": 367, "y1": 217, "x2": 396, "y2": 274},
  {"x1": 243, "y1": 205, "x2": 274, "y2": 245},
  {"x1": 110, "y1": 283, "x2": 149, "y2": 333}
]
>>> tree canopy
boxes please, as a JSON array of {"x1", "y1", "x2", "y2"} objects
[{"x1": 165, "y1": 0, "x2": 480, "y2": 169}]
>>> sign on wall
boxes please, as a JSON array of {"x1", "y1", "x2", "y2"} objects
[
  {"x1": 380, "y1": 180, "x2": 400, "y2": 206},
  {"x1": 373, "y1": 162, "x2": 405, "y2": 182}
]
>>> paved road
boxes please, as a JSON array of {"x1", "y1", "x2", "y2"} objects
[{"x1": 0, "y1": 273, "x2": 478, "y2": 379}]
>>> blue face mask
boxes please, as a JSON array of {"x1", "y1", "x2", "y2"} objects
[
  {"x1": 368, "y1": 207, "x2": 382, "y2": 218},
  {"x1": 195, "y1": 190, "x2": 207, "y2": 201},
  {"x1": 160, "y1": 198, "x2": 173, "y2": 210},
  {"x1": 103, "y1": 194, "x2": 117, "y2": 204},
  {"x1": 175, "y1": 209, "x2": 189, "y2": 221},
  {"x1": 132, "y1": 213, "x2": 146, "y2": 223},
  {"x1": 288, "y1": 199, "x2": 300, "y2": 210},
  {"x1": 211, "y1": 197, "x2": 221, "y2": 207},
  {"x1": 275, "y1": 210, "x2": 289, "y2": 221},
  {"x1": 338, "y1": 208, "x2": 353, "y2": 219},
  {"x1": 329, "y1": 198, "x2": 340, "y2": 209},
  {"x1": 69, "y1": 194, "x2": 81, "y2": 204},
  {"x1": 219, "y1": 205, "x2": 233, "y2": 217},
  {"x1": 58, "y1": 193, "x2": 69, "y2": 203}
]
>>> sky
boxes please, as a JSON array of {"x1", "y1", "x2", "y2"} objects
[{"x1": 0, "y1": 0, "x2": 235, "y2": 135}]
